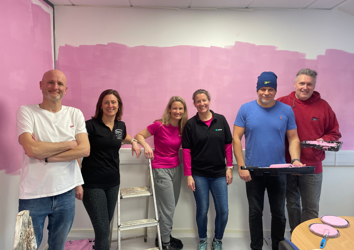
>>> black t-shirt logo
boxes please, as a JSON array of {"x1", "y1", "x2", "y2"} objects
[{"x1": 115, "y1": 129, "x2": 123, "y2": 139}]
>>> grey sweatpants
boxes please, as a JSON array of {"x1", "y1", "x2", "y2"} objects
[{"x1": 153, "y1": 165, "x2": 182, "y2": 243}]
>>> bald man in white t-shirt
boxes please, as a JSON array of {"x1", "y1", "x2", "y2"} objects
[{"x1": 16, "y1": 69, "x2": 90, "y2": 249}]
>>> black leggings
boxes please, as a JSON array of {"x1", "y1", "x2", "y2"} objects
[{"x1": 83, "y1": 185, "x2": 119, "y2": 250}]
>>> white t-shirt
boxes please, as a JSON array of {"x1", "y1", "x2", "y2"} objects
[{"x1": 16, "y1": 104, "x2": 86, "y2": 199}]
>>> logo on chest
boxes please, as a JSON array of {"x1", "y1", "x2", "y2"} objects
[
  {"x1": 312, "y1": 117, "x2": 319, "y2": 121},
  {"x1": 215, "y1": 129, "x2": 223, "y2": 132},
  {"x1": 115, "y1": 129, "x2": 123, "y2": 139}
]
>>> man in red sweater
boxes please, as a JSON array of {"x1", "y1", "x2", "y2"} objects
[{"x1": 277, "y1": 68, "x2": 341, "y2": 233}]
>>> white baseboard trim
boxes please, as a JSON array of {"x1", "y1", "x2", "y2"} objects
[{"x1": 67, "y1": 228, "x2": 283, "y2": 239}]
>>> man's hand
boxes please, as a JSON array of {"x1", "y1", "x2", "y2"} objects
[
  {"x1": 226, "y1": 168, "x2": 233, "y2": 185},
  {"x1": 75, "y1": 185, "x2": 84, "y2": 200},
  {"x1": 238, "y1": 168, "x2": 252, "y2": 182},
  {"x1": 187, "y1": 176, "x2": 195, "y2": 191},
  {"x1": 291, "y1": 160, "x2": 304, "y2": 167}
]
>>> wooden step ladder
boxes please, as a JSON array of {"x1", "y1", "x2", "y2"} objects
[{"x1": 110, "y1": 159, "x2": 162, "y2": 250}]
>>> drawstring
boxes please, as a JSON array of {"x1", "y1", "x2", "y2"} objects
[{"x1": 292, "y1": 98, "x2": 295, "y2": 108}]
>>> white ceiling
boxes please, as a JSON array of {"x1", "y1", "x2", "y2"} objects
[{"x1": 49, "y1": 0, "x2": 354, "y2": 15}]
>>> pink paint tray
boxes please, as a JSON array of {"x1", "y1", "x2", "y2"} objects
[{"x1": 301, "y1": 140, "x2": 343, "y2": 151}]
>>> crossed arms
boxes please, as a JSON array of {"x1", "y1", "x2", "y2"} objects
[{"x1": 19, "y1": 132, "x2": 90, "y2": 162}]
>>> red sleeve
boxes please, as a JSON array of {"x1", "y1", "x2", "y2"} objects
[
  {"x1": 183, "y1": 148, "x2": 192, "y2": 176},
  {"x1": 321, "y1": 107, "x2": 341, "y2": 142},
  {"x1": 225, "y1": 143, "x2": 233, "y2": 167}
]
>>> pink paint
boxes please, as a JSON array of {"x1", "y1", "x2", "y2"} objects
[
  {"x1": 57, "y1": 42, "x2": 354, "y2": 150},
  {"x1": 64, "y1": 239, "x2": 95, "y2": 250},
  {"x1": 309, "y1": 223, "x2": 339, "y2": 237},
  {"x1": 321, "y1": 215, "x2": 349, "y2": 227},
  {"x1": 269, "y1": 164, "x2": 293, "y2": 168},
  {"x1": 0, "y1": 0, "x2": 53, "y2": 174},
  {"x1": 304, "y1": 141, "x2": 338, "y2": 147}
]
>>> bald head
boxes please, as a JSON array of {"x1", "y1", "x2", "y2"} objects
[
  {"x1": 42, "y1": 69, "x2": 67, "y2": 84},
  {"x1": 40, "y1": 69, "x2": 67, "y2": 102}
]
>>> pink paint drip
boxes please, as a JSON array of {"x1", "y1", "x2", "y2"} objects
[{"x1": 0, "y1": 0, "x2": 53, "y2": 174}]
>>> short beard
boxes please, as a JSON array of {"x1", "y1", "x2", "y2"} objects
[{"x1": 259, "y1": 97, "x2": 272, "y2": 104}]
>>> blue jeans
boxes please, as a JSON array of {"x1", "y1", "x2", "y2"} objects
[
  {"x1": 19, "y1": 189, "x2": 75, "y2": 250},
  {"x1": 246, "y1": 173, "x2": 286, "y2": 250},
  {"x1": 193, "y1": 175, "x2": 229, "y2": 241},
  {"x1": 286, "y1": 173, "x2": 323, "y2": 233}
]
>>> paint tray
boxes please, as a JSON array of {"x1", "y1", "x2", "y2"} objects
[
  {"x1": 241, "y1": 164, "x2": 315, "y2": 176},
  {"x1": 301, "y1": 140, "x2": 343, "y2": 151}
]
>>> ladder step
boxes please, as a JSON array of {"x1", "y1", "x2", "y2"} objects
[
  {"x1": 120, "y1": 218, "x2": 158, "y2": 231},
  {"x1": 120, "y1": 186, "x2": 151, "y2": 199}
]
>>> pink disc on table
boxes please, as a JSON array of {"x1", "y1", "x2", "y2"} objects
[
  {"x1": 321, "y1": 215, "x2": 349, "y2": 228},
  {"x1": 309, "y1": 223, "x2": 339, "y2": 238}
]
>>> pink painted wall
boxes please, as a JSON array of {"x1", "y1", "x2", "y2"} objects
[
  {"x1": 0, "y1": 0, "x2": 53, "y2": 173},
  {"x1": 57, "y1": 42, "x2": 354, "y2": 149}
]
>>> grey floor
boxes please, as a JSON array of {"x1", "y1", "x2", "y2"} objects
[{"x1": 110, "y1": 236, "x2": 274, "y2": 250}]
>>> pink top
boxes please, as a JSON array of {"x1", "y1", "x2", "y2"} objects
[
  {"x1": 147, "y1": 121, "x2": 181, "y2": 169},
  {"x1": 182, "y1": 116, "x2": 233, "y2": 176}
]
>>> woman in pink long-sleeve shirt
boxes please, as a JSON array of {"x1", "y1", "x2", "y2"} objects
[
  {"x1": 182, "y1": 89, "x2": 233, "y2": 250},
  {"x1": 134, "y1": 96, "x2": 188, "y2": 250}
]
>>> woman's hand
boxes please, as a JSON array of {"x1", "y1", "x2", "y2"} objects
[
  {"x1": 187, "y1": 176, "x2": 195, "y2": 191},
  {"x1": 132, "y1": 141, "x2": 141, "y2": 158},
  {"x1": 226, "y1": 168, "x2": 233, "y2": 185},
  {"x1": 144, "y1": 144, "x2": 154, "y2": 160},
  {"x1": 75, "y1": 185, "x2": 84, "y2": 200}
]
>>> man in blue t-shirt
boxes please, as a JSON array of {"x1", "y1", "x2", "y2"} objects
[{"x1": 232, "y1": 72, "x2": 303, "y2": 250}]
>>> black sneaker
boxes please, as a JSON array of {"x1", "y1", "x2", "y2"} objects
[
  {"x1": 162, "y1": 244, "x2": 177, "y2": 250},
  {"x1": 155, "y1": 236, "x2": 183, "y2": 249},
  {"x1": 170, "y1": 235, "x2": 183, "y2": 249}
]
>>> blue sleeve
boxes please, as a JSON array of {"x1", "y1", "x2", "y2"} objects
[
  {"x1": 234, "y1": 105, "x2": 246, "y2": 128},
  {"x1": 286, "y1": 106, "x2": 297, "y2": 131}
]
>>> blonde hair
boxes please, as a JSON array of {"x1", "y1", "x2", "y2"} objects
[{"x1": 159, "y1": 96, "x2": 188, "y2": 135}]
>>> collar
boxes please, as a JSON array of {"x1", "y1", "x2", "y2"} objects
[
  {"x1": 290, "y1": 91, "x2": 321, "y2": 107},
  {"x1": 96, "y1": 117, "x2": 119, "y2": 128},
  {"x1": 196, "y1": 110, "x2": 216, "y2": 123}
]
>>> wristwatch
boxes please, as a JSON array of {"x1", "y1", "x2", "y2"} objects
[
  {"x1": 291, "y1": 159, "x2": 300, "y2": 164},
  {"x1": 131, "y1": 138, "x2": 138, "y2": 144}
]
